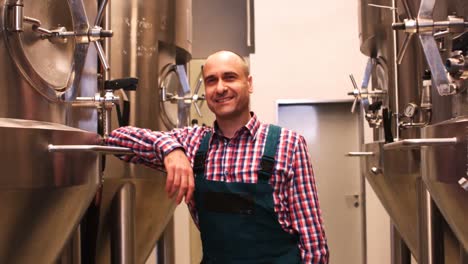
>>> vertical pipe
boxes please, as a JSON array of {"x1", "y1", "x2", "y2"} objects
[
  {"x1": 56, "y1": 227, "x2": 82, "y2": 264},
  {"x1": 417, "y1": 181, "x2": 431, "y2": 264},
  {"x1": 157, "y1": 218, "x2": 175, "y2": 264},
  {"x1": 103, "y1": 0, "x2": 111, "y2": 81},
  {"x1": 460, "y1": 245, "x2": 468, "y2": 264},
  {"x1": 391, "y1": 224, "x2": 411, "y2": 264},
  {"x1": 431, "y1": 201, "x2": 445, "y2": 264},
  {"x1": 111, "y1": 182, "x2": 136, "y2": 264},
  {"x1": 391, "y1": 0, "x2": 400, "y2": 140},
  {"x1": 358, "y1": 101, "x2": 367, "y2": 264}
]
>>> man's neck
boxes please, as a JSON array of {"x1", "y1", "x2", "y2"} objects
[{"x1": 216, "y1": 112, "x2": 251, "y2": 138}]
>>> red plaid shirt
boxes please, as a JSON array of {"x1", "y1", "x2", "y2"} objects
[{"x1": 106, "y1": 113, "x2": 329, "y2": 263}]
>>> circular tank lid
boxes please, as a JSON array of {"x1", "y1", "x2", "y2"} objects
[{"x1": 3, "y1": 0, "x2": 91, "y2": 101}]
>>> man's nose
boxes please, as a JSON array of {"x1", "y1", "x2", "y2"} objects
[{"x1": 215, "y1": 81, "x2": 227, "y2": 93}]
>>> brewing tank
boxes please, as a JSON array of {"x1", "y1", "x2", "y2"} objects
[
  {"x1": 94, "y1": 0, "x2": 193, "y2": 263},
  {"x1": 355, "y1": 0, "x2": 468, "y2": 262},
  {"x1": 0, "y1": 0, "x2": 102, "y2": 263}
]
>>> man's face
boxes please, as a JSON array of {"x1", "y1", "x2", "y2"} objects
[{"x1": 202, "y1": 52, "x2": 253, "y2": 120}]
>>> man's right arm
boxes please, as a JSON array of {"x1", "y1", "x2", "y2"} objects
[
  {"x1": 106, "y1": 126, "x2": 184, "y2": 167},
  {"x1": 105, "y1": 126, "x2": 195, "y2": 204}
]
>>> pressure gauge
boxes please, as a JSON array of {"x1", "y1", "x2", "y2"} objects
[{"x1": 403, "y1": 103, "x2": 419, "y2": 118}]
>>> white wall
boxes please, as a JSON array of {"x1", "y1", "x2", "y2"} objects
[{"x1": 250, "y1": 0, "x2": 368, "y2": 124}]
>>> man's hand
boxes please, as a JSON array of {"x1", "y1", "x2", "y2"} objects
[{"x1": 163, "y1": 149, "x2": 194, "y2": 204}]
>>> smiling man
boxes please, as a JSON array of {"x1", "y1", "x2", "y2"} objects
[{"x1": 106, "y1": 50, "x2": 329, "y2": 263}]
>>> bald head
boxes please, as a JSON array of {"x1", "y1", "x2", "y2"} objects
[{"x1": 203, "y1": 50, "x2": 250, "y2": 77}]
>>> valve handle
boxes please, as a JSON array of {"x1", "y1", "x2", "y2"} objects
[
  {"x1": 104, "y1": 77, "x2": 139, "y2": 91},
  {"x1": 397, "y1": 33, "x2": 414, "y2": 64},
  {"x1": 348, "y1": 74, "x2": 359, "y2": 113},
  {"x1": 94, "y1": 0, "x2": 109, "y2": 27},
  {"x1": 94, "y1": 41, "x2": 109, "y2": 71},
  {"x1": 193, "y1": 101, "x2": 202, "y2": 117},
  {"x1": 192, "y1": 76, "x2": 205, "y2": 117}
]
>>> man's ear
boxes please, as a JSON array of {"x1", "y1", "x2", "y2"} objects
[{"x1": 247, "y1": 75, "x2": 253, "y2": 93}]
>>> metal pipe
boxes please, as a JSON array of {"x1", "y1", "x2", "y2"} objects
[
  {"x1": 9, "y1": 2, "x2": 24, "y2": 32},
  {"x1": 391, "y1": 224, "x2": 411, "y2": 264},
  {"x1": 346, "y1": 152, "x2": 375, "y2": 156},
  {"x1": 460, "y1": 245, "x2": 468, "y2": 263},
  {"x1": 383, "y1": 137, "x2": 457, "y2": 149},
  {"x1": 425, "y1": 190, "x2": 434, "y2": 264},
  {"x1": 417, "y1": 181, "x2": 431, "y2": 264},
  {"x1": 103, "y1": 104, "x2": 112, "y2": 138},
  {"x1": 392, "y1": 0, "x2": 400, "y2": 140},
  {"x1": 111, "y1": 183, "x2": 136, "y2": 264},
  {"x1": 358, "y1": 104, "x2": 367, "y2": 264},
  {"x1": 48, "y1": 144, "x2": 133, "y2": 155}
]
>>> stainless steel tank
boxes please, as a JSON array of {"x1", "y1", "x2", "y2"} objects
[
  {"x1": 94, "y1": 0, "x2": 193, "y2": 263},
  {"x1": 354, "y1": 0, "x2": 468, "y2": 262},
  {"x1": 0, "y1": 0, "x2": 104, "y2": 263}
]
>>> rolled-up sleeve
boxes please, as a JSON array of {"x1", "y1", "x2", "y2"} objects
[
  {"x1": 105, "y1": 126, "x2": 184, "y2": 168},
  {"x1": 288, "y1": 135, "x2": 329, "y2": 263}
]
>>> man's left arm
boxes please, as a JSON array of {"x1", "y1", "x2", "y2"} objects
[{"x1": 288, "y1": 135, "x2": 329, "y2": 264}]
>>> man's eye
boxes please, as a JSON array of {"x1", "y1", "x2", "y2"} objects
[
  {"x1": 205, "y1": 78, "x2": 216, "y2": 85},
  {"x1": 224, "y1": 75, "x2": 236, "y2": 81}
]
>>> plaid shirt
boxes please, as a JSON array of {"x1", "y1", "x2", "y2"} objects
[{"x1": 106, "y1": 113, "x2": 329, "y2": 263}]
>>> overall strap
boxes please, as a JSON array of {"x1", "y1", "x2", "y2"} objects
[
  {"x1": 258, "y1": 125, "x2": 281, "y2": 183},
  {"x1": 193, "y1": 131, "x2": 212, "y2": 177}
]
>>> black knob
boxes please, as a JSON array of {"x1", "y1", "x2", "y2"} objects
[
  {"x1": 382, "y1": 107, "x2": 394, "y2": 143},
  {"x1": 392, "y1": 22, "x2": 406, "y2": 30},
  {"x1": 369, "y1": 101, "x2": 383, "y2": 111},
  {"x1": 422, "y1": 70, "x2": 431, "y2": 80},
  {"x1": 104, "y1": 77, "x2": 138, "y2": 91}
]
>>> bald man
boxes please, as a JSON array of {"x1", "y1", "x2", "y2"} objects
[{"x1": 106, "y1": 50, "x2": 329, "y2": 263}]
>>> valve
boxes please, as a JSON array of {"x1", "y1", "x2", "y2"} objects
[
  {"x1": 459, "y1": 177, "x2": 468, "y2": 191},
  {"x1": 391, "y1": 0, "x2": 467, "y2": 96},
  {"x1": 5, "y1": 0, "x2": 113, "y2": 71},
  {"x1": 161, "y1": 65, "x2": 205, "y2": 116},
  {"x1": 446, "y1": 51, "x2": 468, "y2": 81},
  {"x1": 104, "y1": 78, "x2": 139, "y2": 127},
  {"x1": 73, "y1": 90, "x2": 119, "y2": 138},
  {"x1": 347, "y1": 58, "x2": 387, "y2": 128}
]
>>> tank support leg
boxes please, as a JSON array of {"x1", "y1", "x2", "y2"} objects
[
  {"x1": 391, "y1": 224, "x2": 411, "y2": 264},
  {"x1": 111, "y1": 182, "x2": 136, "y2": 264}
]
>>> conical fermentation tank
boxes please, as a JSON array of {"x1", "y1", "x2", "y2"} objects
[
  {"x1": 353, "y1": 0, "x2": 468, "y2": 262},
  {"x1": 0, "y1": 0, "x2": 108, "y2": 263},
  {"x1": 94, "y1": 0, "x2": 196, "y2": 263}
]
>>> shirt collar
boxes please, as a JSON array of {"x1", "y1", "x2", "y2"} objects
[{"x1": 213, "y1": 112, "x2": 261, "y2": 140}]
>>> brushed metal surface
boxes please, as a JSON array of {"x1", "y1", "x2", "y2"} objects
[
  {"x1": 0, "y1": 0, "x2": 98, "y2": 129},
  {"x1": 0, "y1": 118, "x2": 100, "y2": 263},
  {"x1": 421, "y1": 118, "x2": 468, "y2": 251},
  {"x1": 362, "y1": 142, "x2": 422, "y2": 261},
  {"x1": 95, "y1": 1, "x2": 187, "y2": 263},
  {"x1": 359, "y1": 0, "x2": 468, "y2": 262}
]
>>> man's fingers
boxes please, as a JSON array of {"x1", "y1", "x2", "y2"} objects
[
  {"x1": 163, "y1": 149, "x2": 194, "y2": 203},
  {"x1": 165, "y1": 167, "x2": 174, "y2": 194},
  {"x1": 170, "y1": 170, "x2": 181, "y2": 198},
  {"x1": 176, "y1": 172, "x2": 188, "y2": 204},
  {"x1": 185, "y1": 171, "x2": 195, "y2": 203}
]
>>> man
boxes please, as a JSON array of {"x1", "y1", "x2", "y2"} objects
[{"x1": 106, "y1": 50, "x2": 329, "y2": 263}]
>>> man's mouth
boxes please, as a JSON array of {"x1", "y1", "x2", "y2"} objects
[{"x1": 215, "y1": 97, "x2": 233, "y2": 103}]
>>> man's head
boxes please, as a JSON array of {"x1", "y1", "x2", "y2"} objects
[{"x1": 202, "y1": 50, "x2": 253, "y2": 121}]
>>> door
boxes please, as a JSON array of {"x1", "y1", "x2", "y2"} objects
[{"x1": 277, "y1": 101, "x2": 363, "y2": 264}]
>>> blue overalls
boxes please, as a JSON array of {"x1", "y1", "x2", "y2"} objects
[{"x1": 193, "y1": 125, "x2": 301, "y2": 264}]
